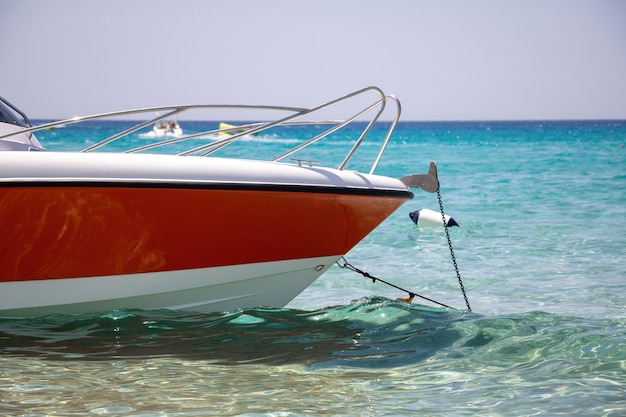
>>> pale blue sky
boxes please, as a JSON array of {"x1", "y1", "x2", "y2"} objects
[{"x1": 1, "y1": 0, "x2": 625, "y2": 121}]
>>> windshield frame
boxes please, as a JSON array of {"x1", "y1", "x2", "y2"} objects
[{"x1": 0, "y1": 96, "x2": 32, "y2": 128}]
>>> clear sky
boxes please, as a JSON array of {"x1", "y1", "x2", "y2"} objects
[{"x1": 1, "y1": 0, "x2": 625, "y2": 121}]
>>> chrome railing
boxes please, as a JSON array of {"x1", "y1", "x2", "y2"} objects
[{"x1": 0, "y1": 86, "x2": 401, "y2": 174}]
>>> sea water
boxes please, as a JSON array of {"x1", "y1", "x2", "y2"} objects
[{"x1": 1, "y1": 120, "x2": 625, "y2": 416}]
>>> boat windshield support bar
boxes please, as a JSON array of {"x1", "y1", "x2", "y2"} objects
[
  {"x1": 186, "y1": 111, "x2": 311, "y2": 157},
  {"x1": 82, "y1": 109, "x2": 183, "y2": 152}
]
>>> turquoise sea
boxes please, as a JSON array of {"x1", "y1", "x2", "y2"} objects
[{"x1": 1, "y1": 120, "x2": 625, "y2": 416}]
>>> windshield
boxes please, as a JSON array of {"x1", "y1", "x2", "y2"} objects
[{"x1": 0, "y1": 96, "x2": 31, "y2": 128}]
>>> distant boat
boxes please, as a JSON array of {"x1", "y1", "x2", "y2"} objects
[
  {"x1": 219, "y1": 122, "x2": 256, "y2": 137},
  {"x1": 0, "y1": 87, "x2": 441, "y2": 316},
  {"x1": 152, "y1": 120, "x2": 183, "y2": 137}
]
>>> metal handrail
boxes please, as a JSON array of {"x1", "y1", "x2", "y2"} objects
[{"x1": 0, "y1": 86, "x2": 402, "y2": 174}]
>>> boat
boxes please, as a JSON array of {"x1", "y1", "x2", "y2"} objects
[
  {"x1": 218, "y1": 122, "x2": 257, "y2": 137},
  {"x1": 0, "y1": 87, "x2": 440, "y2": 317},
  {"x1": 149, "y1": 120, "x2": 183, "y2": 137}
]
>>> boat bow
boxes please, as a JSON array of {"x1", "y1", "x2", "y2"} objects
[{"x1": 0, "y1": 87, "x2": 437, "y2": 316}]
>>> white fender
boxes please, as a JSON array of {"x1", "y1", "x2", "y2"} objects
[{"x1": 409, "y1": 208, "x2": 459, "y2": 227}]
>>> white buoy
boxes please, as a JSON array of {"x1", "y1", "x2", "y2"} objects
[{"x1": 409, "y1": 208, "x2": 459, "y2": 227}]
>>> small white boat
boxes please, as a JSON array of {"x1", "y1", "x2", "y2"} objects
[
  {"x1": 150, "y1": 120, "x2": 183, "y2": 137},
  {"x1": 0, "y1": 87, "x2": 440, "y2": 317}
]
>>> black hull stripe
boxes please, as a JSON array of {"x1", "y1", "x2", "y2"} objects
[{"x1": 0, "y1": 181, "x2": 415, "y2": 199}]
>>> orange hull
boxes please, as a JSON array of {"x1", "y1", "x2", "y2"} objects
[{"x1": 0, "y1": 185, "x2": 410, "y2": 282}]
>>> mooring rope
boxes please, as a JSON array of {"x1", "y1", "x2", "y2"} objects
[{"x1": 336, "y1": 257, "x2": 454, "y2": 309}]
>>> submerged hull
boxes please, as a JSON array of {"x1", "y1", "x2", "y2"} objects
[{"x1": 0, "y1": 152, "x2": 413, "y2": 316}]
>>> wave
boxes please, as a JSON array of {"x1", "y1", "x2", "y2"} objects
[
  {"x1": 137, "y1": 131, "x2": 184, "y2": 139},
  {"x1": 1, "y1": 297, "x2": 622, "y2": 372}
]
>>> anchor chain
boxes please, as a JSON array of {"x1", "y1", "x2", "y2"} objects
[
  {"x1": 437, "y1": 188, "x2": 471, "y2": 311},
  {"x1": 335, "y1": 186, "x2": 472, "y2": 312}
]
